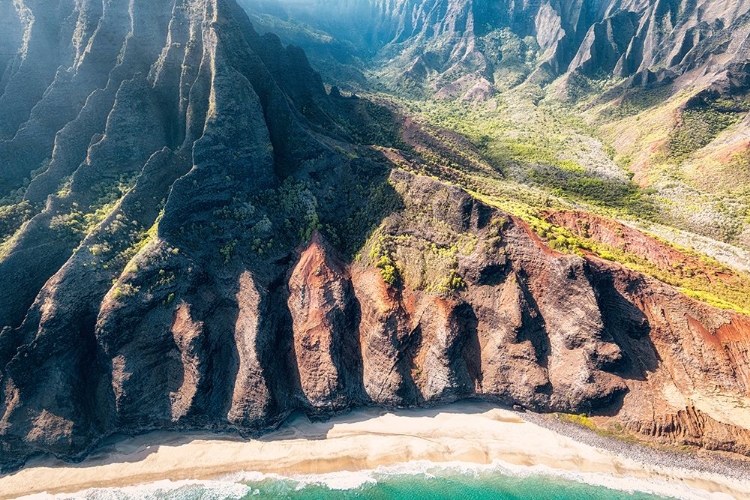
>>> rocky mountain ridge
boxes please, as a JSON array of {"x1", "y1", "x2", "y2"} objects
[
  {"x1": 244, "y1": 0, "x2": 750, "y2": 96},
  {"x1": 0, "y1": 0, "x2": 749, "y2": 472},
  {"x1": 245, "y1": 0, "x2": 750, "y2": 258}
]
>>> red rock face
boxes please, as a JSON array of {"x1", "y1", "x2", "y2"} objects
[
  {"x1": 228, "y1": 272, "x2": 273, "y2": 426},
  {"x1": 3, "y1": 169, "x2": 750, "y2": 470},
  {"x1": 543, "y1": 210, "x2": 744, "y2": 287},
  {"x1": 281, "y1": 172, "x2": 750, "y2": 457},
  {"x1": 288, "y1": 233, "x2": 362, "y2": 410},
  {"x1": 167, "y1": 304, "x2": 203, "y2": 422},
  {"x1": 352, "y1": 274, "x2": 478, "y2": 405},
  {"x1": 353, "y1": 267, "x2": 419, "y2": 405}
]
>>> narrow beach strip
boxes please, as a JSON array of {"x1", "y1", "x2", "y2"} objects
[{"x1": 1, "y1": 401, "x2": 748, "y2": 499}]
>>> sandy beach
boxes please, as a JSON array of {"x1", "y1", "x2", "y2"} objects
[{"x1": 1, "y1": 401, "x2": 749, "y2": 499}]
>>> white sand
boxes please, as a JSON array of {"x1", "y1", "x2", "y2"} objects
[{"x1": 1, "y1": 402, "x2": 748, "y2": 499}]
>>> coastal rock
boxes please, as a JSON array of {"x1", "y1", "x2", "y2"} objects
[
  {"x1": 353, "y1": 267, "x2": 420, "y2": 406},
  {"x1": 288, "y1": 233, "x2": 364, "y2": 411},
  {"x1": 627, "y1": 406, "x2": 750, "y2": 456}
]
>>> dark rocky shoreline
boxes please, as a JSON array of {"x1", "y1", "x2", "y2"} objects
[{"x1": 523, "y1": 410, "x2": 750, "y2": 484}]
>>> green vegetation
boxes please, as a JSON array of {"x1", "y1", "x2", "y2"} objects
[
  {"x1": 478, "y1": 28, "x2": 539, "y2": 88},
  {"x1": 557, "y1": 413, "x2": 597, "y2": 430},
  {"x1": 50, "y1": 204, "x2": 107, "y2": 239},
  {"x1": 362, "y1": 173, "x2": 479, "y2": 295},
  {"x1": 376, "y1": 254, "x2": 399, "y2": 286},
  {"x1": 117, "y1": 219, "x2": 158, "y2": 270},
  {"x1": 256, "y1": 177, "x2": 322, "y2": 245},
  {"x1": 679, "y1": 289, "x2": 750, "y2": 316},
  {"x1": 368, "y1": 233, "x2": 402, "y2": 286},
  {"x1": 334, "y1": 176, "x2": 403, "y2": 258},
  {"x1": 50, "y1": 174, "x2": 137, "y2": 241},
  {"x1": 528, "y1": 167, "x2": 655, "y2": 216},
  {"x1": 584, "y1": 240, "x2": 750, "y2": 315},
  {"x1": 0, "y1": 200, "x2": 37, "y2": 245},
  {"x1": 334, "y1": 97, "x2": 405, "y2": 149},
  {"x1": 179, "y1": 177, "x2": 326, "y2": 263},
  {"x1": 0, "y1": 158, "x2": 50, "y2": 207},
  {"x1": 556, "y1": 413, "x2": 646, "y2": 446},
  {"x1": 92, "y1": 209, "x2": 162, "y2": 276},
  {"x1": 367, "y1": 75, "x2": 750, "y2": 314},
  {"x1": 151, "y1": 269, "x2": 176, "y2": 291},
  {"x1": 599, "y1": 84, "x2": 674, "y2": 121},
  {"x1": 220, "y1": 239, "x2": 238, "y2": 263},
  {"x1": 668, "y1": 96, "x2": 748, "y2": 161},
  {"x1": 0, "y1": 160, "x2": 53, "y2": 255},
  {"x1": 420, "y1": 239, "x2": 473, "y2": 295},
  {"x1": 442, "y1": 268, "x2": 466, "y2": 292},
  {"x1": 394, "y1": 93, "x2": 659, "y2": 220},
  {"x1": 112, "y1": 283, "x2": 140, "y2": 301}
]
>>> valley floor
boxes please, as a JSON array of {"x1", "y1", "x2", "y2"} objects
[{"x1": 1, "y1": 402, "x2": 749, "y2": 499}]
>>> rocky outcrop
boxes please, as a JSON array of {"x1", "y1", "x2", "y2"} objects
[
  {"x1": 627, "y1": 406, "x2": 750, "y2": 456},
  {"x1": 589, "y1": 257, "x2": 750, "y2": 451},
  {"x1": 2, "y1": 0, "x2": 750, "y2": 473},
  {"x1": 0, "y1": 0, "x2": 350, "y2": 467},
  {"x1": 5, "y1": 153, "x2": 750, "y2": 469},
  {"x1": 243, "y1": 0, "x2": 750, "y2": 94},
  {"x1": 288, "y1": 233, "x2": 364, "y2": 411}
]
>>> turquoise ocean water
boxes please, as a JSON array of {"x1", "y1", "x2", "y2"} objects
[{"x1": 25, "y1": 463, "x2": 687, "y2": 500}]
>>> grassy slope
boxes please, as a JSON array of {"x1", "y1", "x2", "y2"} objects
[{"x1": 359, "y1": 70, "x2": 750, "y2": 314}]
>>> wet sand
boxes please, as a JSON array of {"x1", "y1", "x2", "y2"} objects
[{"x1": 1, "y1": 401, "x2": 749, "y2": 499}]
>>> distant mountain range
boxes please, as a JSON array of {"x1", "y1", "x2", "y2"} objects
[{"x1": 244, "y1": 0, "x2": 750, "y2": 96}]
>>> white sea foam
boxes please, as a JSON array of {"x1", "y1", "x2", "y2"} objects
[
  {"x1": 11, "y1": 459, "x2": 738, "y2": 500},
  {"x1": 218, "y1": 459, "x2": 736, "y2": 500},
  {"x1": 221, "y1": 469, "x2": 378, "y2": 491},
  {"x1": 12, "y1": 479, "x2": 252, "y2": 500}
]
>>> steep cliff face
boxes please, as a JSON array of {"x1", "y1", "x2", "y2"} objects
[
  {"x1": 244, "y1": 0, "x2": 750, "y2": 94},
  {"x1": 1, "y1": 0, "x2": 750, "y2": 473},
  {"x1": 0, "y1": 0, "x2": 372, "y2": 466},
  {"x1": 0, "y1": 0, "x2": 338, "y2": 327}
]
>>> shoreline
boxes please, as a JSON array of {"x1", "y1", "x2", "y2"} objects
[
  {"x1": 1, "y1": 401, "x2": 749, "y2": 499},
  {"x1": 522, "y1": 410, "x2": 750, "y2": 483}
]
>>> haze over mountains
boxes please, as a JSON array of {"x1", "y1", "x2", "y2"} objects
[
  {"x1": 1, "y1": 0, "x2": 750, "y2": 473},
  {"x1": 248, "y1": 0, "x2": 750, "y2": 247},
  {"x1": 245, "y1": 0, "x2": 750, "y2": 92}
]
